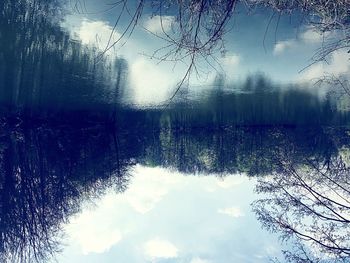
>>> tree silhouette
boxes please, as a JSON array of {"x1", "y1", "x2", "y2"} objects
[
  {"x1": 253, "y1": 149, "x2": 350, "y2": 262},
  {"x1": 0, "y1": 0, "x2": 129, "y2": 121},
  {"x1": 0, "y1": 125, "x2": 131, "y2": 263}
]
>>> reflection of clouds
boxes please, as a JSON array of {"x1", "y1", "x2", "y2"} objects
[
  {"x1": 273, "y1": 40, "x2": 296, "y2": 56},
  {"x1": 67, "y1": 18, "x2": 247, "y2": 106},
  {"x1": 270, "y1": 27, "x2": 349, "y2": 83},
  {"x1": 273, "y1": 27, "x2": 324, "y2": 56},
  {"x1": 144, "y1": 238, "x2": 178, "y2": 259},
  {"x1": 70, "y1": 17, "x2": 187, "y2": 106},
  {"x1": 143, "y1": 15, "x2": 175, "y2": 34},
  {"x1": 77, "y1": 19, "x2": 121, "y2": 50},
  {"x1": 190, "y1": 257, "x2": 212, "y2": 263},
  {"x1": 301, "y1": 28, "x2": 326, "y2": 44},
  {"x1": 273, "y1": 28, "x2": 325, "y2": 56},
  {"x1": 64, "y1": 11, "x2": 348, "y2": 99},
  {"x1": 129, "y1": 58, "x2": 177, "y2": 105},
  {"x1": 298, "y1": 49, "x2": 350, "y2": 81},
  {"x1": 221, "y1": 54, "x2": 240, "y2": 68},
  {"x1": 218, "y1": 206, "x2": 245, "y2": 218}
]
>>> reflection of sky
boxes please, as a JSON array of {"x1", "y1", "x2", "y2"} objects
[
  {"x1": 61, "y1": 0, "x2": 350, "y2": 103},
  {"x1": 61, "y1": 1, "x2": 350, "y2": 105},
  {"x1": 55, "y1": 165, "x2": 284, "y2": 263}
]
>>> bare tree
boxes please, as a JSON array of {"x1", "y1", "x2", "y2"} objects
[
  {"x1": 253, "y1": 150, "x2": 350, "y2": 262},
  {"x1": 252, "y1": 0, "x2": 350, "y2": 67}
]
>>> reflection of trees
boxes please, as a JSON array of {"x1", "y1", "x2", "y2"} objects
[
  {"x1": 93, "y1": 0, "x2": 349, "y2": 99},
  {"x1": 0, "y1": 0, "x2": 129, "y2": 119},
  {"x1": 253, "y1": 150, "x2": 350, "y2": 262},
  {"x1": 0, "y1": 126, "x2": 131, "y2": 263},
  {"x1": 142, "y1": 74, "x2": 350, "y2": 128},
  {"x1": 1, "y1": 0, "x2": 348, "y2": 126}
]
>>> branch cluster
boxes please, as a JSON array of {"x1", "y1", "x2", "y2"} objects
[{"x1": 253, "y1": 152, "x2": 350, "y2": 262}]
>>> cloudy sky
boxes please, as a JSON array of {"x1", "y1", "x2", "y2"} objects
[
  {"x1": 62, "y1": 0, "x2": 349, "y2": 105},
  {"x1": 55, "y1": 165, "x2": 285, "y2": 263}
]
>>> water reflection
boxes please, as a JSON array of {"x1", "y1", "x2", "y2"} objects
[
  {"x1": 0, "y1": 0, "x2": 128, "y2": 119},
  {"x1": 1, "y1": 1, "x2": 350, "y2": 262},
  {"x1": 0, "y1": 124, "x2": 349, "y2": 262},
  {"x1": 1, "y1": 0, "x2": 349, "y2": 125}
]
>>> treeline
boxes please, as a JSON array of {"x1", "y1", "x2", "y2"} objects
[
  {"x1": 160, "y1": 75, "x2": 348, "y2": 127},
  {"x1": 117, "y1": 75, "x2": 349, "y2": 129}
]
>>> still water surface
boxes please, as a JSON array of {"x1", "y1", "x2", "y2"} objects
[{"x1": 1, "y1": 0, "x2": 350, "y2": 262}]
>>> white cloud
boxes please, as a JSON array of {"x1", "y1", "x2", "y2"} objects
[
  {"x1": 58, "y1": 165, "x2": 268, "y2": 263},
  {"x1": 126, "y1": 181, "x2": 168, "y2": 214},
  {"x1": 218, "y1": 206, "x2": 245, "y2": 218},
  {"x1": 144, "y1": 15, "x2": 175, "y2": 34},
  {"x1": 190, "y1": 257, "x2": 212, "y2": 263},
  {"x1": 301, "y1": 28, "x2": 325, "y2": 44},
  {"x1": 130, "y1": 58, "x2": 179, "y2": 105},
  {"x1": 77, "y1": 19, "x2": 121, "y2": 52},
  {"x1": 68, "y1": 208, "x2": 123, "y2": 254},
  {"x1": 219, "y1": 53, "x2": 241, "y2": 80},
  {"x1": 221, "y1": 54, "x2": 240, "y2": 68},
  {"x1": 270, "y1": 27, "x2": 349, "y2": 82},
  {"x1": 79, "y1": 228, "x2": 122, "y2": 255},
  {"x1": 126, "y1": 165, "x2": 181, "y2": 213},
  {"x1": 216, "y1": 176, "x2": 244, "y2": 189},
  {"x1": 144, "y1": 238, "x2": 178, "y2": 259},
  {"x1": 273, "y1": 40, "x2": 296, "y2": 55},
  {"x1": 299, "y1": 49, "x2": 350, "y2": 81},
  {"x1": 273, "y1": 28, "x2": 330, "y2": 56}
]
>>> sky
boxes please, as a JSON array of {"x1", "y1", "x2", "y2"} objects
[
  {"x1": 54, "y1": 165, "x2": 286, "y2": 263},
  {"x1": 61, "y1": 0, "x2": 350, "y2": 105}
]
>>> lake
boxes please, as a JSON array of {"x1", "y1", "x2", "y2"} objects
[{"x1": 0, "y1": 0, "x2": 350, "y2": 262}]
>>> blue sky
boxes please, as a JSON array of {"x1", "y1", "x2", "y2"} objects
[
  {"x1": 54, "y1": 165, "x2": 286, "y2": 263},
  {"x1": 62, "y1": 1, "x2": 350, "y2": 105}
]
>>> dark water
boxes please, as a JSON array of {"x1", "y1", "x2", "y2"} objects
[{"x1": 1, "y1": 1, "x2": 350, "y2": 262}]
